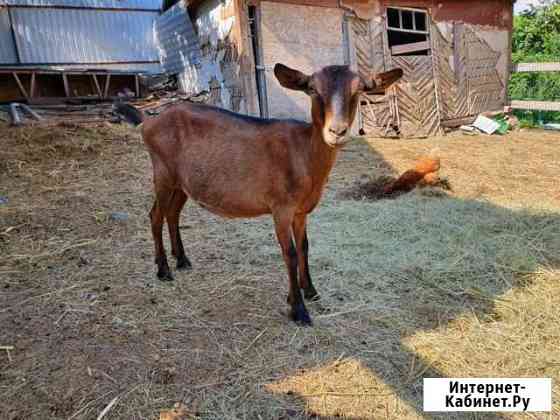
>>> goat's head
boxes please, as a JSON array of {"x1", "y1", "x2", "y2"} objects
[{"x1": 274, "y1": 64, "x2": 403, "y2": 147}]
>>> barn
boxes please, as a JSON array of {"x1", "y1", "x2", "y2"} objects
[
  {"x1": 173, "y1": 0, "x2": 514, "y2": 137},
  {"x1": 0, "y1": 0, "x2": 166, "y2": 102}
]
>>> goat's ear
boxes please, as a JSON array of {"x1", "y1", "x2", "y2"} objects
[
  {"x1": 274, "y1": 63, "x2": 311, "y2": 92},
  {"x1": 363, "y1": 68, "x2": 403, "y2": 94}
]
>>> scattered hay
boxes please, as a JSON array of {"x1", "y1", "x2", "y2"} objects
[
  {"x1": 338, "y1": 174, "x2": 452, "y2": 201},
  {"x1": 159, "y1": 403, "x2": 193, "y2": 420},
  {"x1": 267, "y1": 358, "x2": 417, "y2": 418},
  {"x1": 1, "y1": 123, "x2": 559, "y2": 419}
]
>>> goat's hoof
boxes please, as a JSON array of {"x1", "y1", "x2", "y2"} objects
[
  {"x1": 176, "y1": 256, "x2": 192, "y2": 271},
  {"x1": 291, "y1": 303, "x2": 312, "y2": 326},
  {"x1": 157, "y1": 270, "x2": 174, "y2": 282},
  {"x1": 303, "y1": 286, "x2": 320, "y2": 301}
]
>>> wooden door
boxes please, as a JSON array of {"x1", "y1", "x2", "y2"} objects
[
  {"x1": 431, "y1": 23, "x2": 504, "y2": 123},
  {"x1": 349, "y1": 16, "x2": 398, "y2": 137},
  {"x1": 391, "y1": 55, "x2": 440, "y2": 137},
  {"x1": 430, "y1": 23, "x2": 470, "y2": 122},
  {"x1": 464, "y1": 26, "x2": 504, "y2": 115}
]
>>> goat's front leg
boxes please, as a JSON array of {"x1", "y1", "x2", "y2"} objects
[
  {"x1": 293, "y1": 213, "x2": 319, "y2": 301},
  {"x1": 273, "y1": 208, "x2": 311, "y2": 325}
]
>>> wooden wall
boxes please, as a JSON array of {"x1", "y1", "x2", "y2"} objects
[{"x1": 186, "y1": 0, "x2": 513, "y2": 136}]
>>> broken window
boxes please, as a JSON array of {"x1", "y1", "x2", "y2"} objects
[{"x1": 386, "y1": 7, "x2": 430, "y2": 56}]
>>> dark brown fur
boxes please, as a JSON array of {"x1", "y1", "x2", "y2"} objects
[{"x1": 134, "y1": 64, "x2": 402, "y2": 324}]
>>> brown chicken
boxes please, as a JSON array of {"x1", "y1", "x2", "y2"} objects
[{"x1": 383, "y1": 156, "x2": 441, "y2": 194}]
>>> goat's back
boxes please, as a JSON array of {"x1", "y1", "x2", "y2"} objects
[{"x1": 142, "y1": 103, "x2": 314, "y2": 217}]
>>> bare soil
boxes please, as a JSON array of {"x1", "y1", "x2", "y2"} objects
[{"x1": 1, "y1": 123, "x2": 559, "y2": 419}]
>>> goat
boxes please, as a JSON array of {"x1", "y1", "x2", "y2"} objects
[{"x1": 115, "y1": 63, "x2": 403, "y2": 325}]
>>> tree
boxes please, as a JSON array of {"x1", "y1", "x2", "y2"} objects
[{"x1": 509, "y1": 0, "x2": 560, "y2": 122}]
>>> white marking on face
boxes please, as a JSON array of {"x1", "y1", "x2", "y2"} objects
[
  {"x1": 323, "y1": 90, "x2": 350, "y2": 146},
  {"x1": 331, "y1": 90, "x2": 344, "y2": 120}
]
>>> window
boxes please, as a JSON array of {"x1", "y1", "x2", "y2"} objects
[{"x1": 386, "y1": 7, "x2": 430, "y2": 56}]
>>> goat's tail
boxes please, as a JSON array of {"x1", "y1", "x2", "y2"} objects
[{"x1": 113, "y1": 102, "x2": 144, "y2": 126}]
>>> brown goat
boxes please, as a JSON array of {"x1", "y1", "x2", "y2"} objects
[{"x1": 115, "y1": 64, "x2": 402, "y2": 325}]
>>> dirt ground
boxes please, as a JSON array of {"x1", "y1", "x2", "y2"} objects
[{"x1": 1, "y1": 122, "x2": 559, "y2": 420}]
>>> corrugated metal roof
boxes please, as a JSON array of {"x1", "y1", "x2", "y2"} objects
[
  {"x1": 0, "y1": 0, "x2": 161, "y2": 10},
  {"x1": 0, "y1": 9, "x2": 18, "y2": 64},
  {"x1": 155, "y1": 1, "x2": 201, "y2": 74},
  {"x1": 31, "y1": 62, "x2": 164, "y2": 72},
  {"x1": 10, "y1": 7, "x2": 161, "y2": 65}
]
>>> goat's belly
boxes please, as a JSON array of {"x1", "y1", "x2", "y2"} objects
[{"x1": 187, "y1": 193, "x2": 270, "y2": 219}]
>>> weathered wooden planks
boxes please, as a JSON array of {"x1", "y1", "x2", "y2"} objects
[{"x1": 392, "y1": 55, "x2": 440, "y2": 137}]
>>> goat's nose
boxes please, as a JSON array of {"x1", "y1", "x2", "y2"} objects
[{"x1": 329, "y1": 125, "x2": 348, "y2": 137}]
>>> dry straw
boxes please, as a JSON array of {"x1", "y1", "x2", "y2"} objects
[{"x1": 1, "y1": 121, "x2": 559, "y2": 419}]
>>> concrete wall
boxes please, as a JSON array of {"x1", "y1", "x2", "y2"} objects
[{"x1": 260, "y1": 1, "x2": 346, "y2": 120}]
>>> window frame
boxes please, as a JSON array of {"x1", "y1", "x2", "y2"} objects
[{"x1": 386, "y1": 6, "x2": 429, "y2": 36}]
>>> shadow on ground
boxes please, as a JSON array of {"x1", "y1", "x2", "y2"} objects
[{"x1": 264, "y1": 141, "x2": 559, "y2": 419}]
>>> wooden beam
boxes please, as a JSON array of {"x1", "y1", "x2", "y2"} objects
[
  {"x1": 512, "y1": 62, "x2": 560, "y2": 73},
  {"x1": 386, "y1": 26, "x2": 429, "y2": 35},
  {"x1": 103, "y1": 74, "x2": 111, "y2": 98},
  {"x1": 62, "y1": 73, "x2": 70, "y2": 97},
  {"x1": 92, "y1": 74, "x2": 102, "y2": 97},
  {"x1": 30, "y1": 72, "x2": 36, "y2": 98},
  {"x1": 246, "y1": 0, "x2": 338, "y2": 8},
  {"x1": 441, "y1": 115, "x2": 477, "y2": 128},
  {"x1": 510, "y1": 100, "x2": 560, "y2": 112},
  {"x1": 12, "y1": 72, "x2": 29, "y2": 98},
  {"x1": 391, "y1": 40, "x2": 430, "y2": 55},
  {"x1": 135, "y1": 75, "x2": 140, "y2": 98}
]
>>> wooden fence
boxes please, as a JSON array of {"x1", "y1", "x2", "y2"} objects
[{"x1": 509, "y1": 62, "x2": 560, "y2": 112}]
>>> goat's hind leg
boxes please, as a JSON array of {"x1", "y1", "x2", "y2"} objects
[{"x1": 166, "y1": 189, "x2": 192, "y2": 271}]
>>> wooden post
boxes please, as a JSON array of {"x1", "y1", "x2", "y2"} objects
[
  {"x1": 92, "y1": 74, "x2": 102, "y2": 97},
  {"x1": 103, "y1": 74, "x2": 111, "y2": 98},
  {"x1": 12, "y1": 72, "x2": 29, "y2": 98},
  {"x1": 62, "y1": 73, "x2": 70, "y2": 97},
  {"x1": 30, "y1": 72, "x2": 36, "y2": 98}
]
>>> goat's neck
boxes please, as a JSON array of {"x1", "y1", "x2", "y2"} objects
[{"x1": 309, "y1": 123, "x2": 339, "y2": 189}]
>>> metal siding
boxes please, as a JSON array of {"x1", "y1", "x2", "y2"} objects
[
  {"x1": 10, "y1": 8, "x2": 160, "y2": 65},
  {"x1": 154, "y1": 1, "x2": 201, "y2": 74},
  {"x1": 35, "y1": 63, "x2": 163, "y2": 72},
  {"x1": 1, "y1": 0, "x2": 161, "y2": 11},
  {"x1": 0, "y1": 8, "x2": 18, "y2": 63}
]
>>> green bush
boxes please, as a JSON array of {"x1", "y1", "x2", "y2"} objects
[{"x1": 509, "y1": 1, "x2": 560, "y2": 124}]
